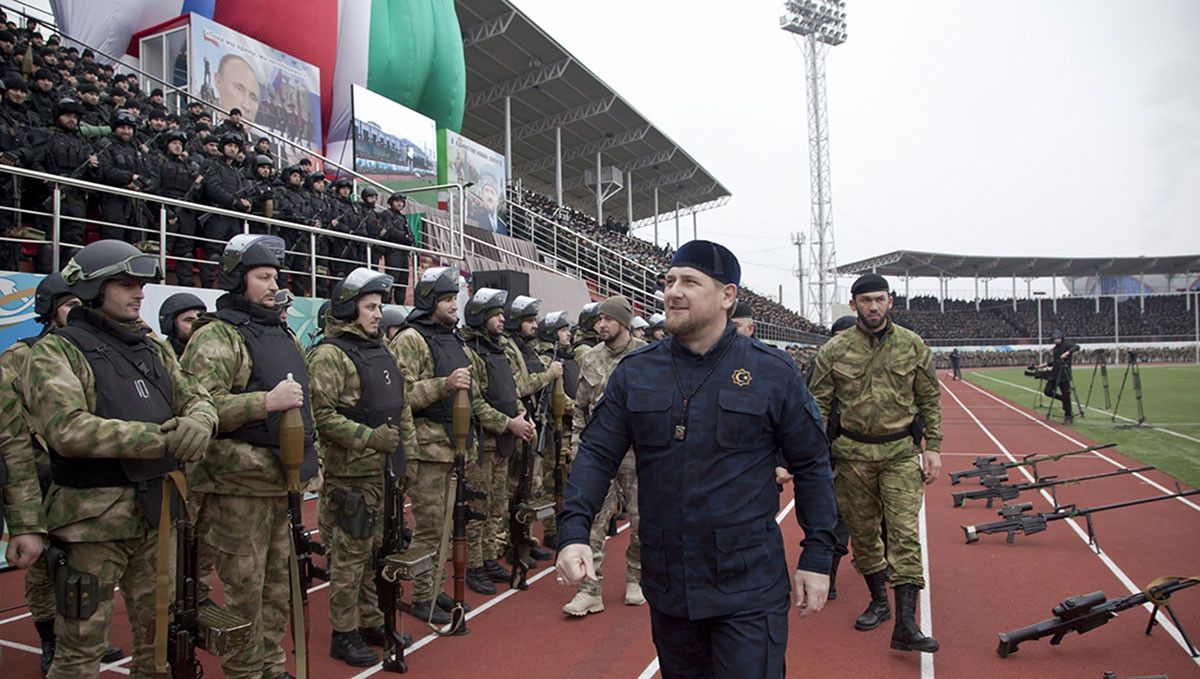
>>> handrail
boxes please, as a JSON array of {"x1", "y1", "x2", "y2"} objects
[{"x1": 507, "y1": 194, "x2": 660, "y2": 280}]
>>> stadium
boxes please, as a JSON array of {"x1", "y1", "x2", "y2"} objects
[{"x1": 0, "y1": 1, "x2": 1197, "y2": 678}]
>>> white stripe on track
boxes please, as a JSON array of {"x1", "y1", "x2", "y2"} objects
[
  {"x1": 942, "y1": 380, "x2": 1200, "y2": 668},
  {"x1": 919, "y1": 499, "x2": 935, "y2": 678}
]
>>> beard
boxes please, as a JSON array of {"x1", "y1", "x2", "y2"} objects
[
  {"x1": 857, "y1": 311, "x2": 886, "y2": 330},
  {"x1": 666, "y1": 307, "x2": 713, "y2": 340}
]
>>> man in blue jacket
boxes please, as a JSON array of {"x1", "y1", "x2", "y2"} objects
[{"x1": 556, "y1": 240, "x2": 838, "y2": 677}]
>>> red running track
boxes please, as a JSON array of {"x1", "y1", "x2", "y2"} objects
[{"x1": 1, "y1": 374, "x2": 1198, "y2": 677}]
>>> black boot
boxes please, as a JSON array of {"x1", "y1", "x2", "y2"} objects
[
  {"x1": 466, "y1": 567, "x2": 497, "y2": 595},
  {"x1": 854, "y1": 570, "x2": 892, "y2": 631},
  {"x1": 359, "y1": 625, "x2": 413, "y2": 649},
  {"x1": 529, "y1": 546, "x2": 554, "y2": 561},
  {"x1": 828, "y1": 554, "x2": 843, "y2": 601},
  {"x1": 891, "y1": 584, "x2": 939, "y2": 653},
  {"x1": 330, "y1": 630, "x2": 380, "y2": 667},
  {"x1": 483, "y1": 559, "x2": 511, "y2": 583},
  {"x1": 410, "y1": 599, "x2": 451, "y2": 625},
  {"x1": 102, "y1": 645, "x2": 125, "y2": 663},
  {"x1": 436, "y1": 592, "x2": 472, "y2": 613},
  {"x1": 35, "y1": 619, "x2": 54, "y2": 676}
]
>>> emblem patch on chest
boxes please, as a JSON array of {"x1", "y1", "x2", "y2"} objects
[{"x1": 731, "y1": 368, "x2": 752, "y2": 387}]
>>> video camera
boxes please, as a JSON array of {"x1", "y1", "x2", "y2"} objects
[{"x1": 1024, "y1": 363, "x2": 1052, "y2": 380}]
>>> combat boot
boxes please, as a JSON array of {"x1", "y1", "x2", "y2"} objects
[
  {"x1": 563, "y1": 579, "x2": 604, "y2": 616},
  {"x1": 529, "y1": 545, "x2": 554, "y2": 561},
  {"x1": 483, "y1": 559, "x2": 511, "y2": 582},
  {"x1": 358, "y1": 624, "x2": 413, "y2": 649},
  {"x1": 35, "y1": 619, "x2": 54, "y2": 676},
  {"x1": 410, "y1": 599, "x2": 451, "y2": 625},
  {"x1": 436, "y1": 591, "x2": 472, "y2": 612},
  {"x1": 890, "y1": 584, "x2": 939, "y2": 653},
  {"x1": 828, "y1": 554, "x2": 843, "y2": 601},
  {"x1": 330, "y1": 630, "x2": 380, "y2": 667},
  {"x1": 102, "y1": 645, "x2": 125, "y2": 663},
  {"x1": 466, "y1": 567, "x2": 497, "y2": 595},
  {"x1": 625, "y1": 582, "x2": 645, "y2": 606},
  {"x1": 854, "y1": 570, "x2": 892, "y2": 631}
]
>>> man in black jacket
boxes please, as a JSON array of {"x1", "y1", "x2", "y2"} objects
[
  {"x1": 198, "y1": 133, "x2": 251, "y2": 287},
  {"x1": 96, "y1": 111, "x2": 154, "y2": 243},
  {"x1": 1040, "y1": 330, "x2": 1081, "y2": 423},
  {"x1": 376, "y1": 191, "x2": 414, "y2": 304}
]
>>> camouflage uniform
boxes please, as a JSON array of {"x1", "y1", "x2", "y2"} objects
[
  {"x1": 572, "y1": 337, "x2": 646, "y2": 592},
  {"x1": 500, "y1": 334, "x2": 557, "y2": 546},
  {"x1": 308, "y1": 317, "x2": 418, "y2": 633},
  {"x1": 181, "y1": 305, "x2": 312, "y2": 679},
  {"x1": 389, "y1": 325, "x2": 509, "y2": 604},
  {"x1": 529, "y1": 337, "x2": 575, "y2": 545},
  {"x1": 808, "y1": 319, "x2": 942, "y2": 588},
  {"x1": 26, "y1": 313, "x2": 217, "y2": 679},
  {"x1": 459, "y1": 326, "x2": 526, "y2": 571},
  {"x1": 0, "y1": 341, "x2": 56, "y2": 628}
]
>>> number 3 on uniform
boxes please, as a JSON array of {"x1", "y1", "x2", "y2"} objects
[{"x1": 382, "y1": 369, "x2": 391, "y2": 385}]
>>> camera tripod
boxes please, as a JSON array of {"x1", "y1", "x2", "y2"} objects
[
  {"x1": 1111, "y1": 351, "x2": 1146, "y2": 425},
  {"x1": 1084, "y1": 350, "x2": 1112, "y2": 410},
  {"x1": 1042, "y1": 366, "x2": 1085, "y2": 422}
]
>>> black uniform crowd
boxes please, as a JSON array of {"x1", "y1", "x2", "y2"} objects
[{"x1": 0, "y1": 13, "x2": 417, "y2": 302}]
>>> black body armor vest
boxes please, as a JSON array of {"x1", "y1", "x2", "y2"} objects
[{"x1": 409, "y1": 319, "x2": 475, "y2": 449}]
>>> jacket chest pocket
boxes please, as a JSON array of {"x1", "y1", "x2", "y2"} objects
[
  {"x1": 714, "y1": 520, "x2": 777, "y2": 593},
  {"x1": 638, "y1": 520, "x2": 669, "y2": 593},
  {"x1": 627, "y1": 388, "x2": 672, "y2": 448},
  {"x1": 716, "y1": 390, "x2": 767, "y2": 449}
]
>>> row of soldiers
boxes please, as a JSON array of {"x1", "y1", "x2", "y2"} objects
[{"x1": 0, "y1": 231, "x2": 670, "y2": 677}]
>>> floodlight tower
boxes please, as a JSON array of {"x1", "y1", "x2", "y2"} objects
[{"x1": 781, "y1": 0, "x2": 846, "y2": 327}]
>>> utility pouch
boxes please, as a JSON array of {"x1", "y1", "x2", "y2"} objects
[
  {"x1": 910, "y1": 412, "x2": 926, "y2": 447},
  {"x1": 826, "y1": 399, "x2": 842, "y2": 443},
  {"x1": 49, "y1": 544, "x2": 112, "y2": 620},
  {"x1": 332, "y1": 488, "x2": 376, "y2": 540}
]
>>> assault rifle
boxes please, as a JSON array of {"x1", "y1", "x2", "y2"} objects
[
  {"x1": 952, "y1": 465, "x2": 1153, "y2": 508},
  {"x1": 996, "y1": 576, "x2": 1199, "y2": 658},
  {"x1": 509, "y1": 383, "x2": 556, "y2": 590},
  {"x1": 963, "y1": 487, "x2": 1200, "y2": 549},
  {"x1": 376, "y1": 418, "x2": 435, "y2": 672},
  {"x1": 548, "y1": 345, "x2": 567, "y2": 515},
  {"x1": 948, "y1": 443, "x2": 1117, "y2": 485},
  {"x1": 444, "y1": 388, "x2": 482, "y2": 635}
]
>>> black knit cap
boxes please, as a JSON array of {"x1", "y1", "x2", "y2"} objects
[
  {"x1": 669, "y1": 239, "x2": 740, "y2": 286},
  {"x1": 850, "y1": 273, "x2": 890, "y2": 296}
]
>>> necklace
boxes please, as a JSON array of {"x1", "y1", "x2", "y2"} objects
[{"x1": 667, "y1": 337, "x2": 736, "y2": 441}]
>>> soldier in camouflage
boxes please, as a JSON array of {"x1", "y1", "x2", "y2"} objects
[
  {"x1": 502, "y1": 295, "x2": 563, "y2": 561},
  {"x1": 458, "y1": 288, "x2": 536, "y2": 595},
  {"x1": 529, "y1": 310, "x2": 579, "y2": 549},
  {"x1": 572, "y1": 302, "x2": 600, "y2": 362},
  {"x1": 389, "y1": 267, "x2": 510, "y2": 623},
  {"x1": 308, "y1": 268, "x2": 417, "y2": 666},
  {"x1": 25, "y1": 240, "x2": 217, "y2": 678},
  {"x1": 181, "y1": 234, "x2": 318, "y2": 679},
  {"x1": 647, "y1": 312, "x2": 667, "y2": 342},
  {"x1": 562, "y1": 295, "x2": 646, "y2": 616},
  {"x1": 809, "y1": 273, "x2": 942, "y2": 654}
]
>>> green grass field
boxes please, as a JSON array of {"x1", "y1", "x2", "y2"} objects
[{"x1": 964, "y1": 365, "x2": 1200, "y2": 487}]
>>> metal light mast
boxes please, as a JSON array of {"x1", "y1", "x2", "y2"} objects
[{"x1": 781, "y1": 0, "x2": 846, "y2": 327}]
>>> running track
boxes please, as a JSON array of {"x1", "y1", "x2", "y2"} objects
[{"x1": 1, "y1": 373, "x2": 1197, "y2": 677}]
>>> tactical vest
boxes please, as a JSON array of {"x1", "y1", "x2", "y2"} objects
[
  {"x1": 323, "y1": 333, "x2": 407, "y2": 469},
  {"x1": 215, "y1": 308, "x2": 319, "y2": 482},
  {"x1": 409, "y1": 320, "x2": 475, "y2": 449},
  {"x1": 47, "y1": 129, "x2": 91, "y2": 175},
  {"x1": 469, "y1": 334, "x2": 519, "y2": 457},
  {"x1": 50, "y1": 318, "x2": 178, "y2": 526},
  {"x1": 560, "y1": 352, "x2": 580, "y2": 400},
  {"x1": 158, "y1": 156, "x2": 196, "y2": 198}
]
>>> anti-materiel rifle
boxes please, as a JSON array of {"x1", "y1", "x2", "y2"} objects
[
  {"x1": 952, "y1": 465, "x2": 1154, "y2": 508},
  {"x1": 376, "y1": 417, "x2": 435, "y2": 672},
  {"x1": 948, "y1": 443, "x2": 1117, "y2": 485},
  {"x1": 962, "y1": 487, "x2": 1200, "y2": 550},
  {"x1": 996, "y1": 576, "x2": 1199, "y2": 658}
]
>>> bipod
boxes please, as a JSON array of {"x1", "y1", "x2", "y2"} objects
[
  {"x1": 1111, "y1": 351, "x2": 1147, "y2": 426},
  {"x1": 1143, "y1": 574, "x2": 1199, "y2": 658}
]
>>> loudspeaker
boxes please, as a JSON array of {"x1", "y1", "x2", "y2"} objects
[{"x1": 473, "y1": 269, "x2": 529, "y2": 298}]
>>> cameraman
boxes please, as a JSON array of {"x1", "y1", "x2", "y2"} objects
[{"x1": 1034, "y1": 330, "x2": 1081, "y2": 423}]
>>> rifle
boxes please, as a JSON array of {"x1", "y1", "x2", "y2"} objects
[
  {"x1": 996, "y1": 576, "x2": 1199, "y2": 658},
  {"x1": 508, "y1": 381, "x2": 556, "y2": 590},
  {"x1": 952, "y1": 465, "x2": 1154, "y2": 508},
  {"x1": 376, "y1": 417, "x2": 435, "y2": 673},
  {"x1": 949, "y1": 442, "x2": 1117, "y2": 485},
  {"x1": 280, "y1": 374, "x2": 327, "y2": 679},
  {"x1": 547, "y1": 344, "x2": 567, "y2": 515},
  {"x1": 962, "y1": 487, "x2": 1200, "y2": 549}
]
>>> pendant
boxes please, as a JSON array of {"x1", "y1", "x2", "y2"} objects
[{"x1": 674, "y1": 424, "x2": 687, "y2": 441}]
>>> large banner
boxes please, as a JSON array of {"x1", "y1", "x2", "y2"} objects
[
  {"x1": 188, "y1": 13, "x2": 323, "y2": 164},
  {"x1": 350, "y1": 84, "x2": 438, "y2": 191},
  {"x1": 439, "y1": 129, "x2": 507, "y2": 235}
]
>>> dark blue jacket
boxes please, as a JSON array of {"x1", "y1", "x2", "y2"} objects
[{"x1": 559, "y1": 324, "x2": 838, "y2": 620}]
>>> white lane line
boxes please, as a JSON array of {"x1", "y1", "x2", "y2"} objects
[
  {"x1": 971, "y1": 372, "x2": 1200, "y2": 445},
  {"x1": 633, "y1": 498, "x2": 798, "y2": 679},
  {"x1": 961, "y1": 378, "x2": 1200, "y2": 513},
  {"x1": 0, "y1": 611, "x2": 31, "y2": 626},
  {"x1": 943, "y1": 380, "x2": 1200, "y2": 668},
  {"x1": 0, "y1": 638, "x2": 131, "y2": 675},
  {"x1": 919, "y1": 498, "x2": 934, "y2": 679},
  {"x1": 351, "y1": 521, "x2": 632, "y2": 679}
]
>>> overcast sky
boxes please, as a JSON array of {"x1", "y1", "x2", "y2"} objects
[{"x1": 512, "y1": 0, "x2": 1200, "y2": 307}]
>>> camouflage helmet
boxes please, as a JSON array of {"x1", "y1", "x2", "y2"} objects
[
  {"x1": 33, "y1": 272, "x2": 77, "y2": 323},
  {"x1": 158, "y1": 292, "x2": 207, "y2": 336},
  {"x1": 330, "y1": 267, "x2": 394, "y2": 321},
  {"x1": 537, "y1": 310, "x2": 570, "y2": 341},
  {"x1": 504, "y1": 295, "x2": 541, "y2": 332},
  {"x1": 218, "y1": 234, "x2": 285, "y2": 292},
  {"x1": 631, "y1": 315, "x2": 650, "y2": 332},
  {"x1": 60, "y1": 239, "x2": 162, "y2": 303},
  {"x1": 577, "y1": 302, "x2": 601, "y2": 332},
  {"x1": 411, "y1": 267, "x2": 459, "y2": 313},
  {"x1": 380, "y1": 305, "x2": 408, "y2": 336},
  {"x1": 464, "y1": 287, "x2": 507, "y2": 329},
  {"x1": 648, "y1": 312, "x2": 666, "y2": 330}
]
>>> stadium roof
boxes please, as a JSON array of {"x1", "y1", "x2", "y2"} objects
[
  {"x1": 837, "y1": 251, "x2": 1200, "y2": 278},
  {"x1": 455, "y1": 0, "x2": 730, "y2": 222}
]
